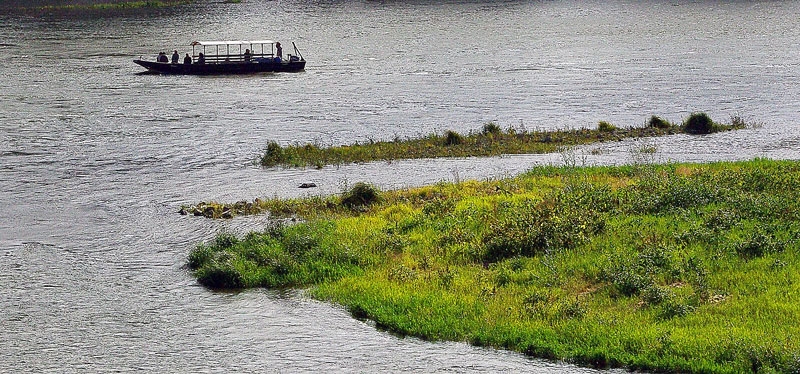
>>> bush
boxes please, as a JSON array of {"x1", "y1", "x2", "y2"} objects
[
  {"x1": 598, "y1": 121, "x2": 617, "y2": 132},
  {"x1": 261, "y1": 141, "x2": 285, "y2": 166},
  {"x1": 443, "y1": 130, "x2": 464, "y2": 146},
  {"x1": 647, "y1": 116, "x2": 671, "y2": 129},
  {"x1": 683, "y1": 112, "x2": 714, "y2": 134},
  {"x1": 734, "y1": 228, "x2": 785, "y2": 259},
  {"x1": 481, "y1": 194, "x2": 605, "y2": 263},
  {"x1": 341, "y1": 182, "x2": 381, "y2": 209},
  {"x1": 196, "y1": 264, "x2": 244, "y2": 288},
  {"x1": 482, "y1": 122, "x2": 502, "y2": 135}
]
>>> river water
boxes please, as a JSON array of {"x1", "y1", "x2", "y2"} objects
[{"x1": 1, "y1": 0, "x2": 799, "y2": 372}]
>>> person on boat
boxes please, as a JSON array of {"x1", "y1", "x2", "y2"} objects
[
  {"x1": 275, "y1": 42, "x2": 282, "y2": 59},
  {"x1": 157, "y1": 52, "x2": 168, "y2": 63},
  {"x1": 244, "y1": 49, "x2": 252, "y2": 62},
  {"x1": 183, "y1": 53, "x2": 192, "y2": 65},
  {"x1": 171, "y1": 50, "x2": 179, "y2": 64},
  {"x1": 197, "y1": 52, "x2": 205, "y2": 64}
]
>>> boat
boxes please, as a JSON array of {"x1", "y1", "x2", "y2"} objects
[{"x1": 133, "y1": 40, "x2": 305, "y2": 75}]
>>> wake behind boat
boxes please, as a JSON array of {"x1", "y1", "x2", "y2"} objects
[{"x1": 134, "y1": 40, "x2": 305, "y2": 75}]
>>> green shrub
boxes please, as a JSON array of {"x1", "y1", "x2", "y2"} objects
[
  {"x1": 482, "y1": 122, "x2": 502, "y2": 135},
  {"x1": 195, "y1": 263, "x2": 244, "y2": 288},
  {"x1": 187, "y1": 245, "x2": 214, "y2": 269},
  {"x1": 341, "y1": 182, "x2": 381, "y2": 209},
  {"x1": 607, "y1": 264, "x2": 652, "y2": 297},
  {"x1": 734, "y1": 227, "x2": 785, "y2": 259},
  {"x1": 647, "y1": 115, "x2": 672, "y2": 129},
  {"x1": 261, "y1": 141, "x2": 285, "y2": 166},
  {"x1": 215, "y1": 232, "x2": 240, "y2": 249},
  {"x1": 683, "y1": 112, "x2": 714, "y2": 134},
  {"x1": 481, "y1": 194, "x2": 605, "y2": 263},
  {"x1": 598, "y1": 121, "x2": 617, "y2": 132},
  {"x1": 443, "y1": 130, "x2": 464, "y2": 146},
  {"x1": 659, "y1": 300, "x2": 694, "y2": 319}
]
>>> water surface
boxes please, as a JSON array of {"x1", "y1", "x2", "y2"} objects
[{"x1": 1, "y1": 0, "x2": 799, "y2": 371}]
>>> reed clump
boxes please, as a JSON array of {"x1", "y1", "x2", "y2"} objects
[
  {"x1": 189, "y1": 159, "x2": 800, "y2": 373},
  {"x1": 259, "y1": 114, "x2": 746, "y2": 168}
]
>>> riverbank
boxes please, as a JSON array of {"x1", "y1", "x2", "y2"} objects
[
  {"x1": 260, "y1": 113, "x2": 746, "y2": 169},
  {"x1": 189, "y1": 159, "x2": 800, "y2": 373}
]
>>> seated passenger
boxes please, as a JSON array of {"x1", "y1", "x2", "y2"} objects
[
  {"x1": 197, "y1": 52, "x2": 205, "y2": 64},
  {"x1": 157, "y1": 52, "x2": 168, "y2": 63},
  {"x1": 184, "y1": 53, "x2": 192, "y2": 65},
  {"x1": 244, "y1": 49, "x2": 252, "y2": 62}
]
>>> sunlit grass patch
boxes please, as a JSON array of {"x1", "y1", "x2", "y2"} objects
[{"x1": 188, "y1": 159, "x2": 800, "y2": 372}]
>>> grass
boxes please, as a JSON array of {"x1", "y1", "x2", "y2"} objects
[
  {"x1": 188, "y1": 159, "x2": 800, "y2": 373},
  {"x1": 26, "y1": 1, "x2": 191, "y2": 11},
  {"x1": 259, "y1": 114, "x2": 747, "y2": 169}
]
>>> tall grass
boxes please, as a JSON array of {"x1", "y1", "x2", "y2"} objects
[
  {"x1": 32, "y1": 1, "x2": 191, "y2": 11},
  {"x1": 188, "y1": 159, "x2": 800, "y2": 372},
  {"x1": 259, "y1": 114, "x2": 746, "y2": 168}
]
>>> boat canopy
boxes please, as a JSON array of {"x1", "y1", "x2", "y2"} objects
[{"x1": 191, "y1": 40, "x2": 275, "y2": 46}]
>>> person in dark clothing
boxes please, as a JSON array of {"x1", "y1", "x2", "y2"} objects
[
  {"x1": 157, "y1": 52, "x2": 168, "y2": 63},
  {"x1": 171, "y1": 50, "x2": 179, "y2": 64},
  {"x1": 275, "y1": 42, "x2": 282, "y2": 59},
  {"x1": 244, "y1": 49, "x2": 252, "y2": 62},
  {"x1": 183, "y1": 53, "x2": 192, "y2": 64},
  {"x1": 197, "y1": 53, "x2": 205, "y2": 64}
]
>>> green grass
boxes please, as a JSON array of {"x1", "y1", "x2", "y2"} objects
[
  {"x1": 188, "y1": 159, "x2": 800, "y2": 372},
  {"x1": 259, "y1": 114, "x2": 746, "y2": 168},
  {"x1": 28, "y1": 1, "x2": 191, "y2": 11}
]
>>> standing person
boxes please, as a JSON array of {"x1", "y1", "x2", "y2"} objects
[
  {"x1": 275, "y1": 42, "x2": 282, "y2": 59},
  {"x1": 183, "y1": 53, "x2": 192, "y2": 64},
  {"x1": 171, "y1": 50, "x2": 179, "y2": 64}
]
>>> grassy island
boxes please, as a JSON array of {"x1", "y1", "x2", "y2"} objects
[
  {"x1": 20, "y1": 1, "x2": 191, "y2": 12},
  {"x1": 260, "y1": 113, "x2": 745, "y2": 168},
  {"x1": 189, "y1": 158, "x2": 800, "y2": 373}
]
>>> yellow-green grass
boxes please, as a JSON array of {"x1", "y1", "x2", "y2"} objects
[
  {"x1": 26, "y1": 1, "x2": 191, "y2": 11},
  {"x1": 260, "y1": 114, "x2": 746, "y2": 168},
  {"x1": 188, "y1": 159, "x2": 800, "y2": 372}
]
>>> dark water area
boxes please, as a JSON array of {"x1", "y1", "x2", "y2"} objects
[{"x1": 1, "y1": 0, "x2": 799, "y2": 372}]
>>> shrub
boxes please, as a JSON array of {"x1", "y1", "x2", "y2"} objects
[
  {"x1": 195, "y1": 264, "x2": 244, "y2": 288},
  {"x1": 481, "y1": 194, "x2": 605, "y2": 263},
  {"x1": 598, "y1": 121, "x2": 617, "y2": 132},
  {"x1": 734, "y1": 228, "x2": 785, "y2": 259},
  {"x1": 261, "y1": 141, "x2": 285, "y2": 166},
  {"x1": 683, "y1": 112, "x2": 714, "y2": 134},
  {"x1": 607, "y1": 264, "x2": 652, "y2": 297},
  {"x1": 659, "y1": 299, "x2": 694, "y2": 319},
  {"x1": 214, "y1": 232, "x2": 240, "y2": 249},
  {"x1": 482, "y1": 122, "x2": 502, "y2": 135},
  {"x1": 341, "y1": 182, "x2": 381, "y2": 209},
  {"x1": 188, "y1": 245, "x2": 214, "y2": 269},
  {"x1": 443, "y1": 130, "x2": 464, "y2": 146},
  {"x1": 647, "y1": 115, "x2": 672, "y2": 129}
]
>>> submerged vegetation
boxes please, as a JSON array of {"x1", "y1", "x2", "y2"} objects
[
  {"x1": 189, "y1": 159, "x2": 800, "y2": 373},
  {"x1": 260, "y1": 114, "x2": 746, "y2": 168}
]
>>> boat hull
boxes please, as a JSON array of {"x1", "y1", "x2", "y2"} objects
[{"x1": 133, "y1": 59, "x2": 305, "y2": 75}]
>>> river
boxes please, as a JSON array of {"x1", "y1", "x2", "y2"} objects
[{"x1": 1, "y1": 0, "x2": 799, "y2": 372}]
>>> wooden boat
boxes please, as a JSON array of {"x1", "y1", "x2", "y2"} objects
[{"x1": 134, "y1": 40, "x2": 305, "y2": 75}]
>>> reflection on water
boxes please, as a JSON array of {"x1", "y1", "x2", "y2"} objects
[{"x1": 1, "y1": 0, "x2": 799, "y2": 371}]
